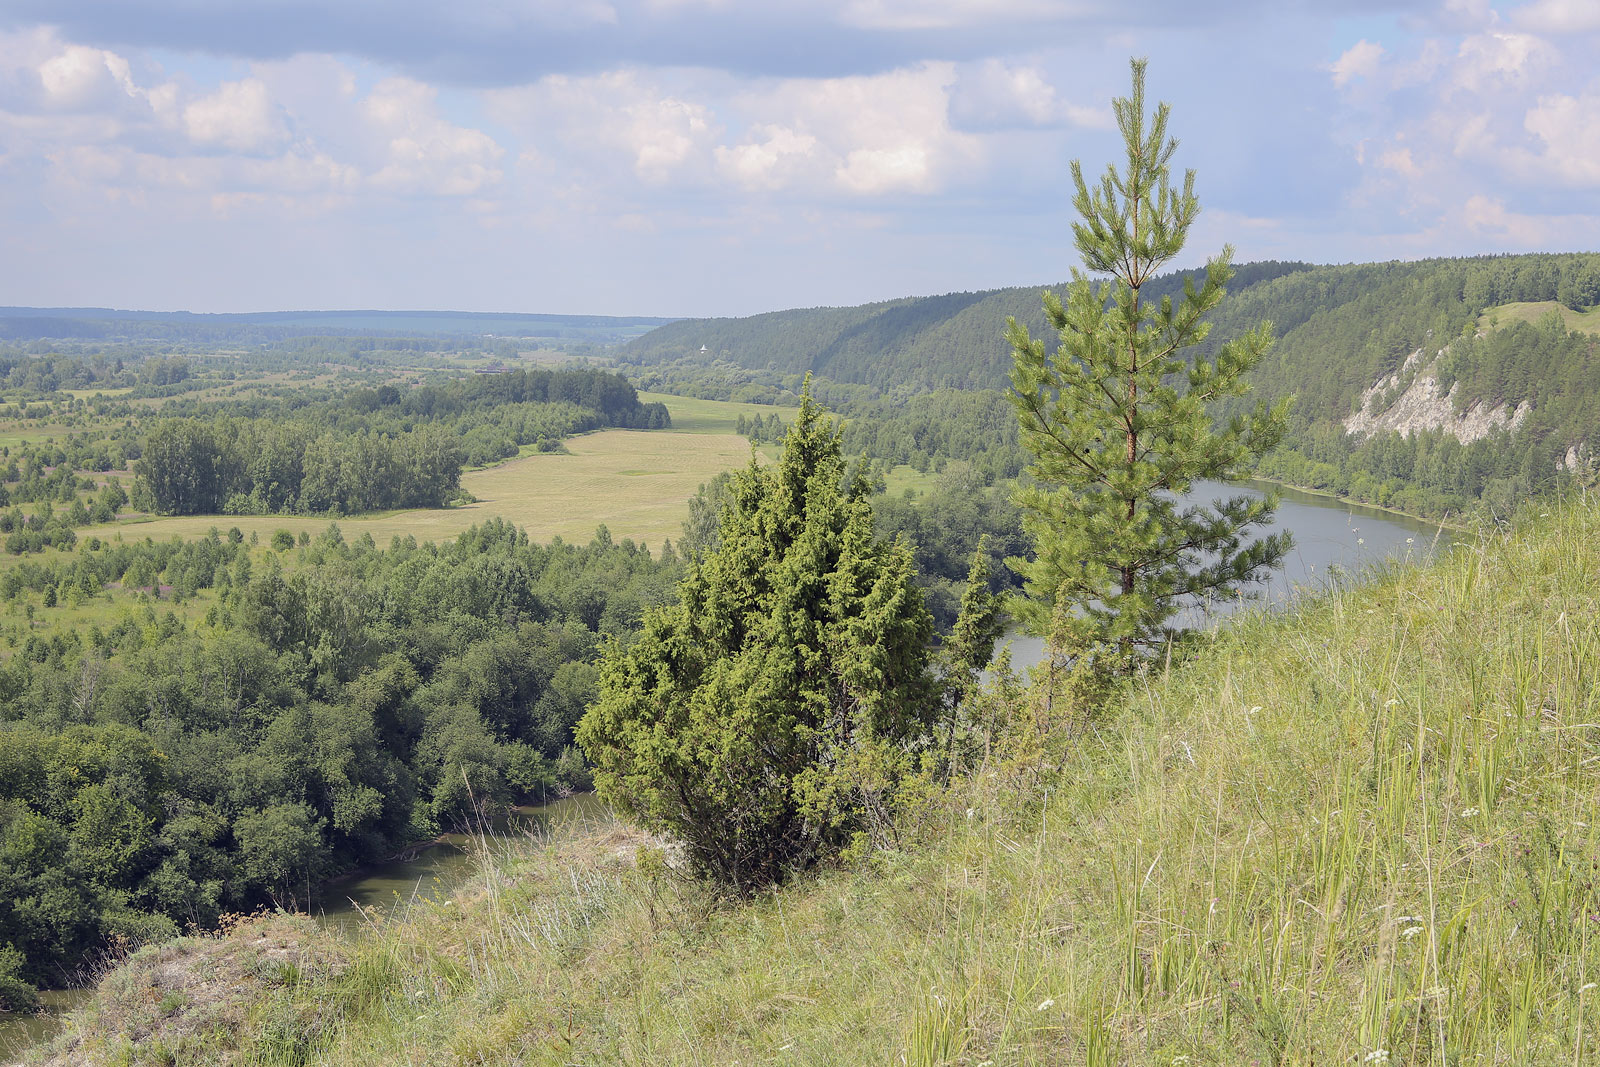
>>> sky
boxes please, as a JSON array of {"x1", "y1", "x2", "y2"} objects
[{"x1": 0, "y1": 0, "x2": 1596, "y2": 317}]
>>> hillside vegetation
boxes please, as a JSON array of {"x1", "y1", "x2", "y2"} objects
[
  {"x1": 34, "y1": 495, "x2": 1600, "y2": 1065},
  {"x1": 625, "y1": 253, "x2": 1600, "y2": 518}
]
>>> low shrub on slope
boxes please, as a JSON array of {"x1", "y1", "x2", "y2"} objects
[{"x1": 34, "y1": 499, "x2": 1600, "y2": 1065}]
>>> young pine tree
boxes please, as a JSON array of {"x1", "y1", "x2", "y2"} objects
[
  {"x1": 577, "y1": 382, "x2": 935, "y2": 891},
  {"x1": 1006, "y1": 59, "x2": 1292, "y2": 664}
]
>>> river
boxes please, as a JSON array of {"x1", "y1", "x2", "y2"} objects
[{"x1": 1001, "y1": 479, "x2": 1457, "y2": 671}]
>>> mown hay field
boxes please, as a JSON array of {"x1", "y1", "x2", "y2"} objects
[{"x1": 76, "y1": 422, "x2": 760, "y2": 552}]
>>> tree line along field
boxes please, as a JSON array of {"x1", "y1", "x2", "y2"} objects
[{"x1": 0, "y1": 392, "x2": 792, "y2": 574}]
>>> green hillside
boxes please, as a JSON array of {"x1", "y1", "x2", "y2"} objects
[
  {"x1": 621, "y1": 261, "x2": 1312, "y2": 393},
  {"x1": 31, "y1": 499, "x2": 1600, "y2": 1065},
  {"x1": 625, "y1": 253, "x2": 1600, "y2": 518}
]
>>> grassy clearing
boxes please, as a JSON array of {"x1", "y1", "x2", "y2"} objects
[
  {"x1": 883, "y1": 462, "x2": 944, "y2": 497},
  {"x1": 37, "y1": 498, "x2": 1600, "y2": 1064},
  {"x1": 1481, "y1": 300, "x2": 1600, "y2": 335},
  {"x1": 71, "y1": 429, "x2": 753, "y2": 552},
  {"x1": 638, "y1": 391, "x2": 799, "y2": 434}
]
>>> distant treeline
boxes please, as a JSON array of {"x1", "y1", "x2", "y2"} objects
[
  {"x1": 620, "y1": 261, "x2": 1313, "y2": 393},
  {"x1": 0, "y1": 307, "x2": 675, "y2": 345},
  {"x1": 0, "y1": 519, "x2": 681, "y2": 993},
  {"x1": 134, "y1": 368, "x2": 669, "y2": 516}
]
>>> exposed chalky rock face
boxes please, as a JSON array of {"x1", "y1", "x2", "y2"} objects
[{"x1": 1343, "y1": 347, "x2": 1531, "y2": 443}]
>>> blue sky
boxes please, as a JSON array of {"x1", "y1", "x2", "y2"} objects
[{"x1": 0, "y1": 0, "x2": 1596, "y2": 316}]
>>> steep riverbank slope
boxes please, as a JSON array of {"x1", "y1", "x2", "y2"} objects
[{"x1": 28, "y1": 498, "x2": 1600, "y2": 1065}]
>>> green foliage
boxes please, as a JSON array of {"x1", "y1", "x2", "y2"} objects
[
  {"x1": 579, "y1": 384, "x2": 936, "y2": 889},
  {"x1": 0, "y1": 942, "x2": 38, "y2": 1013},
  {"x1": 0, "y1": 518, "x2": 683, "y2": 985},
  {"x1": 1006, "y1": 60, "x2": 1291, "y2": 659}
]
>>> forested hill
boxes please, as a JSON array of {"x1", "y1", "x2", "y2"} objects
[
  {"x1": 621, "y1": 261, "x2": 1312, "y2": 393},
  {"x1": 622, "y1": 253, "x2": 1600, "y2": 515},
  {"x1": 620, "y1": 254, "x2": 1600, "y2": 416}
]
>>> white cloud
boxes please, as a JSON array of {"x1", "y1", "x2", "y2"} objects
[
  {"x1": 1511, "y1": 0, "x2": 1600, "y2": 33},
  {"x1": 1330, "y1": 39, "x2": 1384, "y2": 88},
  {"x1": 1521, "y1": 91, "x2": 1600, "y2": 185},
  {"x1": 487, "y1": 71, "x2": 717, "y2": 186},
  {"x1": 949, "y1": 59, "x2": 1107, "y2": 130},
  {"x1": 184, "y1": 78, "x2": 288, "y2": 153},
  {"x1": 733, "y1": 63, "x2": 982, "y2": 196},
  {"x1": 1461, "y1": 193, "x2": 1549, "y2": 243},
  {"x1": 1451, "y1": 32, "x2": 1553, "y2": 91},
  {"x1": 715, "y1": 124, "x2": 817, "y2": 189},
  {"x1": 37, "y1": 45, "x2": 139, "y2": 106},
  {"x1": 840, "y1": 0, "x2": 1069, "y2": 31},
  {"x1": 362, "y1": 78, "x2": 505, "y2": 196}
]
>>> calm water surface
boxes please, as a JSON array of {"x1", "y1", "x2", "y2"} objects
[{"x1": 1002, "y1": 480, "x2": 1457, "y2": 670}]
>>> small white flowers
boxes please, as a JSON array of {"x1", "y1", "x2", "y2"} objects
[
  {"x1": 1403, "y1": 926, "x2": 1425, "y2": 939},
  {"x1": 1035, "y1": 998, "x2": 1055, "y2": 1012},
  {"x1": 1460, "y1": 807, "x2": 1480, "y2": 818},
  {"x1": 1364, "y1": 1050, "x2": 1390, "y2": 1064},
  {"x1": 1406, "y1": 537, "x2": 1414, "y2": 544},
  {"x1": 1357, "y1": 537, "x2": 1365, "y2": 546}
]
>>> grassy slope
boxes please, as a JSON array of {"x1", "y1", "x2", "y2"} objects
[
  {"x1": 34, "y1": 499, "x2": 1600, "y2": 1066},
  {"x1": 1481, "y1": 300, "x2": 1600, "y2": 336}
]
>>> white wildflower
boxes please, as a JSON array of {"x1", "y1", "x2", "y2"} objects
[
  {"x1": 1036, "y1": 998, "x2": 1055, "y2": 1012},
  {"x1": 1460, "y1": 807, "x2": 1480, "y2": 818},
  {"x1": 1403, "y1": 925, "x2": 1425, "y2": 939},
  {"x1": 1364, "y1": 1051, "x2": 1389, "y2": 1063}
]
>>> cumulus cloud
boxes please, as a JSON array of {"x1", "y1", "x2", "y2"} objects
[
  {"x1": 184, "y1": 78, "x2": 288, "y2": 153},
  {"x1": 1329, "y1": 10, "x2": 1600, "y2": 255},
  {"x1": 1520, "y1": 92, "x2": 1600, "y2": 186},
  {"x1": 715, "y1": 124, "x2": 817, "y2": 190},
  {"x1": 487, "y1": 70, "x2": 717, "y2": 186},
  {"x1": 1330, "y1": 39, "x2": 1384, "y2": 87},
  {"x1": 1450, "y1": 31, "x2": 1553, "y2": 91},
  {"x1": 1511, "y1": 0, "x2": 1600, "y2": 33},
  {"x1": 948, "y1": 59, "x2": 1108, "y2": 130},
  {"x1": 362, "y1": 78, "x2": 504, "y2": 195}
]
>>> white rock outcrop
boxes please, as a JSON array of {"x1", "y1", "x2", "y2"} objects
[{"x1": 1343, "y1": 347, "x2": 1530, "y2": 443}]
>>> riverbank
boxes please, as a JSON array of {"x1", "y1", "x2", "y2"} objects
[{"x1": 1244, "y1": 475, "x2": 1474, "y2": 533}]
